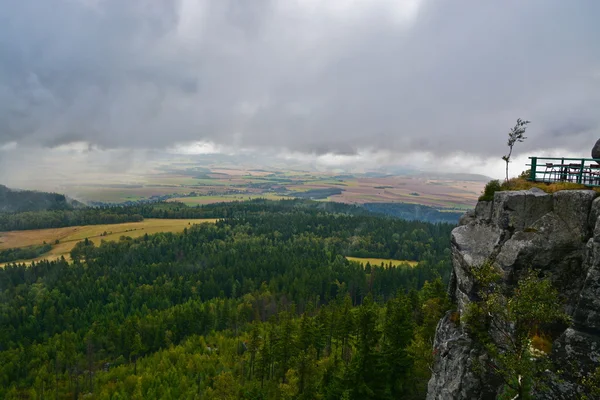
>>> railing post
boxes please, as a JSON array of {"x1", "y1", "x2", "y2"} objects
[
  {"x1": 530, "y1": 157, "x2": 537, "y2": 181},
  {"x1": 578, "y1": 159, "x2": 585, "y2": 184}
]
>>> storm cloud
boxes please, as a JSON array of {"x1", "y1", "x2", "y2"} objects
[{"x1": 1, "y1": 0, "x2": 599, "y2": 157}]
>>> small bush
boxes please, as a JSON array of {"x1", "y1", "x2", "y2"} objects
[{"x1": 479, "y1": 180, "x2": 502, "y2": 201}]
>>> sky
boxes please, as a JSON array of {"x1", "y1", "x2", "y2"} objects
[{"x1": 1, "y1": 0, "x2": 599, "y2": 185}]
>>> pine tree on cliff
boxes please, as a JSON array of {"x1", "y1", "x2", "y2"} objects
[
  {"x1": 502, "y1": 118, "x2": 530, "y2": 183},
  {"x1": 465, "y1": 263, "x2": 569, "y2": 399}
]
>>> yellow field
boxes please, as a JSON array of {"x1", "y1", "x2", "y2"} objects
[
  {"x1": 346, "y1": 256, "x2": 418, "y2": 268},
  {"x1": 0, "y1": 218, "x2": 217, "y2": 265}
]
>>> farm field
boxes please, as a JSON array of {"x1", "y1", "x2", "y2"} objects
[
  {"x1": 66, "y1": 185, "x2": 193, "y2": 203},
  {"x1": 39, "y1": 157, "x2": 486, "y2": 209},
  {"x1": 325, "y1": 177, "x2": 481, "y2": 209},
  {"x1": 346, "y1": 256, "x2": 419, "y2": 268},
  {"x1": 0, "y1": 218, "x2": 217, "y2": 265}
]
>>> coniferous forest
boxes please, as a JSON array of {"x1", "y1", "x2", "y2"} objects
[
  {"x1": 0, "y1": 202, "x2": 453, "y2": 399},
  {"x1": 0, "y1": 198, "x2": 450, "y2": 231}
]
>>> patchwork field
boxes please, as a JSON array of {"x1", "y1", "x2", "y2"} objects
[
  {"x1": 157, "y1": 174, "x2": 483, "y2": 209},
  {"x1": 305, "y1": 177, "x2": 481, "y2": 209},
  {"x1": 346, "y1": 256, "x2": 419, "y2": 268},
  {"x1": 0, "y1": 218, "x2": 217, "y2": 265},
  {"x1": 45, "y1": 158, "x2": 486, "y2": 209}
]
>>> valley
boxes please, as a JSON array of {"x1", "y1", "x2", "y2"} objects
[
  {"x1": 0, "y1": 1, "x2": 587, "y2": 397},
  {"x1": 54, "y1": 162, "x2": 485, "y2": 210},
  {"x1": 0, "y1": 201, "x2": 453, "y2": 399}
]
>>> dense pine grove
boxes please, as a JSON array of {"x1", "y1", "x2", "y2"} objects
[
  {"x1": 0, "y1": 185, "x2": 81, "y2": 213},
  {"x1": 0, "y1": 203, "x2": 453, "y2": 399},
  {"x1": 0, "y1": 244, "x2": 52, "y2": 263},
  {"x1": 0, "y1": 198, "x2": 464, "y2": 231},
  {"x1": 0, "y1": 209, "x2": 144, "y2": 231},
  {"x1": 0, "y1": 199, "x2": 369, "y2": 231},
  {"x1": 363, "y1": 202, "x2": 463, "y2": 223}
]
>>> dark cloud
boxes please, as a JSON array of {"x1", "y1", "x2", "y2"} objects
[{"x1": 0, "y1": 0, "x2": 599, "y2": 158}]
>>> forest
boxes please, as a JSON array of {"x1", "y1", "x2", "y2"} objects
[
  {"x1": 0, "y1": 203, "x2": 453, "y2": 399},
  {"x1": 0, "y1": 199, "x2": 368, "y2": 231},
  {"x1": 0, "y1": 198, "x2": 464, "y2": 231},
  {"x1": 363, "y1": 202, "x2": 463, "y2": 223},
  {"x1": 0, "y1": 244, "x2": 52, "y2": 263},
  {"x1": 0, "y1": 184, "x2": 83, "y2": 213},
  {"x1": 0, "y1": 209, "x2": 144, "y2": 231}
]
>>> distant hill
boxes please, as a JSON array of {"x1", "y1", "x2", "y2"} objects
[
  {"x1": 0, "y1": 185, "x2": 83, "y2": 213},
  {"x1": 363, "y1": 202, "x2": 464, "y2": 224}
]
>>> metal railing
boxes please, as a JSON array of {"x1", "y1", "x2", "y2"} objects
[{"x1": 527, "y1": 157, "x2": 600, "y2": 187}]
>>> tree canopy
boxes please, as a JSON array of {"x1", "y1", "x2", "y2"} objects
[{"x1": 0, "y1": 202, "x2": 452, "y2": 399}]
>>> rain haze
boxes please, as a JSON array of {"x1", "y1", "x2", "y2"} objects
[{"x1": 1, "y1": 0, "x2": 599, "y2": 188}]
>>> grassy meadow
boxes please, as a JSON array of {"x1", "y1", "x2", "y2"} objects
[{"x1": 0, "y1": 218, "x2": 217, "y2": 265}]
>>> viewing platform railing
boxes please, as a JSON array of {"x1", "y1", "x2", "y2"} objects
[{"x1": 527, "y1": 157, "x2": 600, "y2": 187}]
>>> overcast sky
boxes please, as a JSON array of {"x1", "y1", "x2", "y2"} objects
[{"x1": 1, "y1": 0, "x2": 599, "y2": 182}]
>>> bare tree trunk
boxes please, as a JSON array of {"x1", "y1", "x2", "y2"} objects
[{"x1": 505, "y1": 146, "x2": 513, "y2": 183}]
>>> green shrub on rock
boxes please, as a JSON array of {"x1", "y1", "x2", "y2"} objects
[{"x1": 479, "y1": 180, "x2": 502, "y2": 201}]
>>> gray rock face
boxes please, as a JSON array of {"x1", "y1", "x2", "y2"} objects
[
  {"x1": 592, "y1": 138, "x2": 600, "y2": 160},
  {"x1": 554, "y1": 328, "x2": 600, "y2": 374},
  {"x1": 427, "y1": 189, "x2": 600, "y2": 400},
  {"x1": 427, "y1": 313, "x2": 500, "y2": 400},
  {"x1": 573, "y1": 240, "x2": 600, "y2": 331},
  {"x1": 491, "y1": 189, "x2": 553, "y2": 231},
  {"x1": 588, "y1": 197, "x2": 600, "y2": 231},
  {"x1": 451, "y1": 222, "x2": 502, "y2": 313},
  {"x1": 458, "y1": 210, "x2": 476, "y2": 226},
  {"x1": 474, "y1": 200, "x2": 493, "y2": 221},
  {"x1": 553, "y1": 190, "x2": 596, "y2": 238}
]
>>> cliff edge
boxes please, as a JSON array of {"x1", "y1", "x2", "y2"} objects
[{"x1": 427, "y1": 189, "x2": 600, "y2": 399}]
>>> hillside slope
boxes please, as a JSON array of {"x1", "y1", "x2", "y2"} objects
[{"x1": 0, "y1": 185, "x2": 82, "y2": 212}]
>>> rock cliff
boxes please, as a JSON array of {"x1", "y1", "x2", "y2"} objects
[{"x1": 427, "y1": 189, "x2": 600, "y2": 399}]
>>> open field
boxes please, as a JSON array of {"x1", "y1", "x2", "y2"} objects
[
  {"x1": 346, "y1": 256, "x2": 418, "y2": 268},
  {"x1": 68, "y1": 186, "x2": 193, "y2": 203},
  {"x1": 37, "y1": 158, "x2": 486, "y2": 209},
  {"x1": 325, "y1": 177, "x2": 481, "y2": 209},
  {"x1": 0, "y1": 218, "x2": 217, "y2": 265}
]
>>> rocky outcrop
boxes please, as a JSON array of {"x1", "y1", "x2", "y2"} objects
[
  {"x1": 427, "y1": 189, "x2": 600, "y2": 399},
  {"x1": 592, "y1": 138, "x2": 600, "y2": 160}
]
